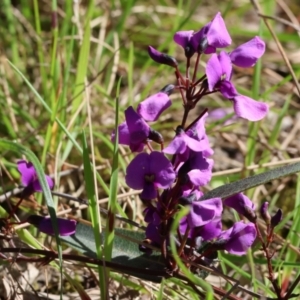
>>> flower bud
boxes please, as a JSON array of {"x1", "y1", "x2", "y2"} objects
[
  {"x1": 184, "y1": 43, "x2": 196, "y2": 58},
  {"x1": 148, "y1": 46, "x2": 178, "y2": 67},
  {"x1": 148, "y1": 129, "x2": 164, "y2": 144},
  {"x1": 160, "y1": 84, "x2": 175, "y2": 95},
  {"x1": 198, "y1": 37, "x2": 208, "y2": 53},
  {"x1": 260, "y1": 202, "x2": 271, "y2": 225},
  {"x1": 244, "y1": 206, "x2": 257, "y2": 223},
  {"x1": 271, "y1": 209, "x2": 283, "y2": 228}
]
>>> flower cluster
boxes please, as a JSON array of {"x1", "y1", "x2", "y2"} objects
[{"x1": 113, "y1": 12, "x2": 270, "y2": 271}]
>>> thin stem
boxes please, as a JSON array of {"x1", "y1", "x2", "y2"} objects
[
  {"x1": 255, "y1": 223, "x2": 283, "y2": 299},
  {"x1": 177, "y1": 226, "x2": 190, "y2": 257},
  {"x1": 191, "y1": 52, "x2": 201, "y2": 83}
]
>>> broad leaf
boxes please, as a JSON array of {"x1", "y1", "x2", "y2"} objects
[
  {"x1": 61, "y1": 223, "x2": 165, "y2": 282},
  {"x1": 201, "y1": 162, "x2": 300, "y2": 200}
]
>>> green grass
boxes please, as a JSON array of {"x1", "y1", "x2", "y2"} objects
[{"x1": 0, "y1": 0, "x2": 300, "y2": 298}]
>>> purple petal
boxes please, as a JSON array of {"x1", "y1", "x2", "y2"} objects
[
  {"x1": 232, "y1": 95, "x2": 269, "y2": 121},
  {"x1": 199, "y1": 218, "x2": 222, "y2": 240},
  {"x1": 207, "y1": 12, "x2": 231, "y2": 48},
  {"x1": 146, "y1": 223, "x2": 161, "y2": 245},
  {"x1": 220, "y1": 80, "x2": 238, "y2": 99},
  {"x1": 125, "y1": 152, "x2": 149, "y2": 190},
  {"x1": 137, "y1": 92, "x2": 171, "y2": 122},
  {"x1": 111, "y1": 122, "x2": 131, "y2": 146},
  {"x1": 189, "y1": 198, "x2": 222, "y2": 228},
  {"x1": 31, "y1": 175, "x2": 54, "y2": 192},
  {"x1": 186, "y1": 112, "x2": 208, "y2": 141},
  {"x1": 27, "y1": 215, "x2": 77, "y2": 236},
  {"x1": 219, "y1": 51, "x2": 232, "y2": 80},
  {"x1": 149, "y1": 151, "x2": 175, "y2": 188},
  {"x1": 183, "y1": 135, "x2": 208, "y2": 152},
  {"x1": 224, "y1": 193, "x2": 255, "y2": 215},
  {"x1": 163, "y1": 135, "x2": 188, "y2": 155},
  {"x1": 17, "y1": 160, "x2": 35, "y2": 186},
  {"x1": 206, "y1": 53, "x2": 222, "y2": 90},
  {"x1": 224, "y1": 222, "x2": 257, "y2": 255},
  {"x1": 125, "y1": 106, "x2": 150, "y2": 149},
  {"x1": 140, "y1": 182, "x2": 157, "y2": 200},
  {"x1": 187, "y1": 169, "x2": 211, "y2": 187},
  {"x1": 173, "y1": 30, "x2": 194, "y2": 48},
  {"x1": 191, "y1": 22, "x2": 211, "y2": 52},
  {"x1": 189, "y1": 152, "x2": 214, "y2": 173},
  {"x1": 148, "y1": 46, "x2": 178, "y2": 67},
  {"x1": 230, "y1": 36, "x2": 265, "y2": 68}
]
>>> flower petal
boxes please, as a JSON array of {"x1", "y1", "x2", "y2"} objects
[
  {"x1": 189, "y1": 198, "x2": 222, "y2": 228},
  {"x1": 224, "y1": 193, "x2": 255, "y2": 215},
  {"x1": 199, "y1": 218, "x2": 222, "y2": 240},
  {"x1": 173, "y1": 30, "x2": 194, "y2": 48},
  {"x1": 17, "y1": 160, "x2": 35, "y2": 186},
  {"x1": 137, "y1": 92, "x2": 171, "y2": 122},
  {"x1": 225, "y1": 222, "x2": 257, "y2": 255},
  {"x1": 125, "y1": 106, "x2": 150, "y2": 151},
  {"x1": 31, "y1": 175, "x2": 54, "y2": 192},
  {"x1": 125, "y1": 152, "x2": 150, "y2": 190},
  {"x1": 207, "y1": 12, "x2": 231, "y2": 48},
  {"x1": 220, "y1": 80, "x2": 238, "y2": 99},
  {"x1": 163, "y1": 135, "x2": 188, "y2": 155},
  {"x1": 141, "y1": 182, "x2": 157, "y2": 200},
  {"x1": 206, "y1": 53, "x2": 222, "y2": 90},
  {"x1": 219, "y1": 51, "x2": 232, "y2": 79},
  {"x1": 149, "y1": 151, "x2": 175, "y2": 188},
  {"x1": 27, "y1": 215, "x2": 77, "y2": 236},
  {"x1": 232, "y1": 95, "x2": 269, "y2": 121},
  {"x1": 187, "y1": 169, "x2": 211, "y2": 187},
  {"x1": 111, "y1": 121, "x2": 131, "y2": 146},
  {"x1": 230, "y1": 36, "x2": 265, "y2": 68}
]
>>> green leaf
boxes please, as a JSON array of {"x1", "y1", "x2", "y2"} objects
[
  {"x1": 201, "y1": 162, "x2": 300, "y2": 200},
  {"x1": 61, "y1": 223, "x2": 165, "y2": 282}
]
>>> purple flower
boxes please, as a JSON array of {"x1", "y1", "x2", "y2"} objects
[
  {"x1": 174, "y1": 12, "x2": 231, "y2": 55},
  {"x1": 192, "y1": 12, "x2": 231, "y2": 54},
  {"x1": 178, "y1": 151, "x2": 213, "y2": 187},
  {"x1": 206, "y1": 51, "x2": 268, "y2": 121},
  {"x1": 179, "y1": 195, "x2": 222, "y2": 231},
  {"x1": 173, "y1": 30, "x2": 196, "y2": 57},
  {"x1": 224, "y1": 193, "x2": 257, "y2": 222},
  {"x1": 125, "y1": 152, "x2": 175, "y2": 200},
  {"x1": 27, "y1": 215, "x2": 76, "y2": 236},
  {"x1": 137, "y1": 92, "x2": 171, "y2": 122},
  {"x1": 229, "y1": 36, "x2": 265, "y2": 68},
  {"x1": 185, "y1": 114, "x2": 214, "y2": 158},
  {"x1": 17, "y1": 160, "x2": 54, "y2": 196},
  {"x1": 112, "y1": 106, "x2": 150, "y2": 152},
  {"x1": 148, "y1": 46, "x2": 178, "y2": 67},
  {"x1": 217, "y1": 221, "x2": 257, "y2": 255},
  {"x1": 163, "y1": 126, "x2": 209, "y2": 156}
]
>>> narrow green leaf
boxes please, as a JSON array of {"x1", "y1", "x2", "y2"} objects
[{"x1": 201, "y1": 162, "x2": 300, "y2": 200}]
